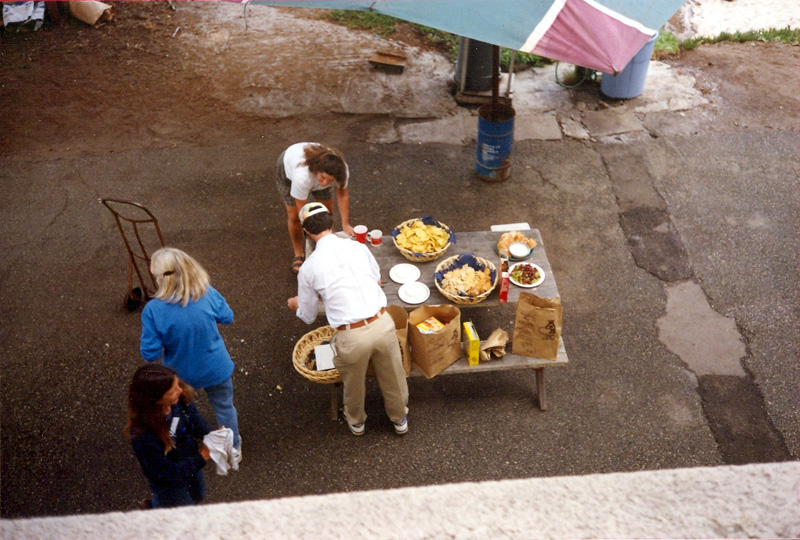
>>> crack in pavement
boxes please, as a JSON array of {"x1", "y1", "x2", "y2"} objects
[{"x1": 600, "y1": 146, "x2": 791, "y2": 464}]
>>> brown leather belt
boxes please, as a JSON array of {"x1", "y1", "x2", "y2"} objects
[{"x1": 338, "y1": 307, "x2": 386, "y2": 331}]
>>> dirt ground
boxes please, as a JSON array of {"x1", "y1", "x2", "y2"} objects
[{"x1": 2, "y1": 1, "x2": 798, "y2": 160}]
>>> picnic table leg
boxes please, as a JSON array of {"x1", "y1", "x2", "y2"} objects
[
  {"x1": 330, "y1": 383, "x2": 339, "y2": 421},
  {"x1": 534, "y1": 368, "x2": 547, "y2": 411}
]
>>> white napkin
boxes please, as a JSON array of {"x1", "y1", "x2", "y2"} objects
[{"x1": 203, "y1": 428, "x2": 236, "y2": 476}]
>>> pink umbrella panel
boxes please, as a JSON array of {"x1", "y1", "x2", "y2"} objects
[{"x1": 249, "y1": 0, "x2": 683, "y2": 74}]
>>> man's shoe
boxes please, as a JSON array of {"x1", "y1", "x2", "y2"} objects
[
  {"x1": 348, "y1": 422, "x2": 365, "y2": 436},
  {"x1": 393, "y1": 417, "x2": 408, "y2": 436}
]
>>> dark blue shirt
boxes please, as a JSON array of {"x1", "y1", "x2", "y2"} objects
[{"x1": 131, "y1": 401, "x2": 212, "y2": 488}]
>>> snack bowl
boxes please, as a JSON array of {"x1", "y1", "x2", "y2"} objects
[
  {"x1": 509, "y1": 241, "x2": 532, "y2": 259},
  {"x1": 391, "y1": 217, "x2": 453, "y2": 262},
  {"x1": 292, "y1": 325, "x2": 340, "y2": 384},
  {"x1": 496, "y1": 231, "x2": 537, "y2": 260},
  {"x1": 508, "y1": 262, "x2": 545, "y2": 288},
  {"x1": 434, "y1": 254, "x2": 498, "y2": 305}
]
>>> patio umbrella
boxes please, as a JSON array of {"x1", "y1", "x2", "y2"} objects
[
  {"x1": 248, "y1": 0, "x2": 687, "y2": 75},
  {"x1": 248, "y1": 0, "x2": 686, "y2": 180}
]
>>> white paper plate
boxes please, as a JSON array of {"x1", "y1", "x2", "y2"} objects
[
  {"x1": 389, "y1": 263, "x2": 421, "y2": 284},
  {"x1": 398, "y1": 281, "x2": 430, "y2": 304},
  {"x1": 508, "y1": 262, "x2": 545, "y2": 288}
]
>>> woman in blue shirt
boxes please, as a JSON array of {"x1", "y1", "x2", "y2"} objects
[
  {"x1": 140, "y1": 247, "x2": 241, "y2": 463},
  {"x1": 126, "y1": 364, "x2": 212, "y2": 508}
]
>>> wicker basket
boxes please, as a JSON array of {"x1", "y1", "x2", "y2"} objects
[
  {"x1": 292, "y1": 325, "x2": 340, "y2": 384},
  {"x1": 435, "y1": 255, "x2": 499, "y2": 305},
  {"x1": 391, "y1": 218, "x2": 452, "y2": 262}
]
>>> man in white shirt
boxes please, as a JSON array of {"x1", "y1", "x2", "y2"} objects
[{"x1": 287, "y1": 203, "x2": 409, "y2": 436}]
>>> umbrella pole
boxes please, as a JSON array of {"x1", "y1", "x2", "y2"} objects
[{"x1": 491, "y1": 45, "x2": 500, "y2": 120}]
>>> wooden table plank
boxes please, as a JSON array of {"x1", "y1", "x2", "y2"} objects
[
  {"x1": 408, "y1": 337, "x2": 568, "y2": 377},
  {"x1": 327, "y1": 338, "x2": 567, "y2": 416}
]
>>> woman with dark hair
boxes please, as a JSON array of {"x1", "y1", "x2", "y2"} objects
[
  {"x1": 126, "y1": 364, "x2": 212, "y2": 508},
  {"x1": 275, "y1": 142, "x2": 354, "y2": 273}
]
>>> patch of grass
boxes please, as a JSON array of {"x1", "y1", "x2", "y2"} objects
[
  {"x1": 324, "y1": 10, "x2": 548, "y2": 70},
  {"x1": 657, "y1": 26, "x2": 800, "y2": 54},
  {"x1": 414, "y1": 24, "x2": 459, "y2": 58},
  {"x1": 654, "y1": 30, "x2": 681, "y2": 56},
  {"x1": 327, "y1": 10, "x2": 398, "y2": 37},
  {"x1": 502, "y1": 49, "x2": 550, "y2": 71},
  {"x1": 695, "y1": 26, "x2": 800, "y2": 46},
  {"x1": 326, "y1": 11, "x2": 798, "y2": 67}
]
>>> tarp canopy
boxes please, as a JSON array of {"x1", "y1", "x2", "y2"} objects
[{"x1": 249, "y1": 0, "x2": 687, "y2": 74}]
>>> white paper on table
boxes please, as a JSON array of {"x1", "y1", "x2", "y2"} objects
[
  {"x1": 491, "y1": 222, "x2": 531, "y2": 232},
  {"x1": 314, "y1": 343, "x2": 335, "y2": 371}
]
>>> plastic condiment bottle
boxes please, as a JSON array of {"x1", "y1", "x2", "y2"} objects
[{"x1": 499, "y1": 257, "x2": 510, "y2": 303}]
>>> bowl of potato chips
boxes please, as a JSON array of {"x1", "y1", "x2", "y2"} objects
[
  {"x1": 434, "y1": 254, "x2": 498, "y2": 305},
  {"x1": 391, "y1": 217, "x2": 454, "y2": 262}
]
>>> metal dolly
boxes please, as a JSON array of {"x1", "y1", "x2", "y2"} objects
[{"x1": 100, "y1": 198, "x2": 165, "y2": 311}]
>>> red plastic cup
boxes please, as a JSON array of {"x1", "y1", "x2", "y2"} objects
[
  {"x1": 354, "y1": 225, "x2": 368, "y2": 243},
  {"x1": 368, "y1": 229, "x2": 383, "y2": 246}
]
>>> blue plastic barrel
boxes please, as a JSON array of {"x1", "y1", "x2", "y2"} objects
[
  {"x1": 601, "y1": 33, "x2": 658, "y2": 99},
  {"x1": 476, "y1": 103, "x2": 515, "y2": 182}
]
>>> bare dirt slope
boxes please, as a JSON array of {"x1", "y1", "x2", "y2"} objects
[{"x1": 2, "y1": 1, "x2": 798, "y2": 160}]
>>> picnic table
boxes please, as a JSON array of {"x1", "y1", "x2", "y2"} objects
[{"x1": 318, "y1": 228, "x2": 569, "y2": 420}]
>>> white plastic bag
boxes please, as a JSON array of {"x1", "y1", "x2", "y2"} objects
[{"x1": 3, "y1": 1, "x2": 45, "y2": 32}]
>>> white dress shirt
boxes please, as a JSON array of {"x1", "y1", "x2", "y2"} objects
[{"x1": 295, "y1": 234, "x2": 385, "y2": 328}]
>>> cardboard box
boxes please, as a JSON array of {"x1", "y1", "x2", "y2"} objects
[
  {"x1": 462, "y1": 321, "x2": 480, "y2": 366},
  {"x1": 408, "y1": 304, "x2": 461, "y2": 378},
  {"x1": 416, "y1": 316, "x2": 445, "y2": 334}
]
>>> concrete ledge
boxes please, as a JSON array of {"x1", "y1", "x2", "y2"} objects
[{"x1": 3, "y1": 462, "x2": 799, "y2": 539}]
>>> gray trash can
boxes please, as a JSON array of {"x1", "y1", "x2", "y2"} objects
[{"x1": 601, "y1": 33, "x2": 658, "y2": 99}]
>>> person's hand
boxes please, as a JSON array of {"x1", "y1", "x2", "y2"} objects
[
  {"x1": 200, "y1": 444, "x2": 210, "y2": 461},
  {"x1": 342, "y1": 223, "x2": 355, "y2": 238},
  {"x1": 287, "y1": 296, "x2": 299, "y2": 311}
]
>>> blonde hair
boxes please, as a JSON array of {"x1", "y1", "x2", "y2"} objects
[{"x1": 149, "y1": 247, "x2": 209, "y2": 306}]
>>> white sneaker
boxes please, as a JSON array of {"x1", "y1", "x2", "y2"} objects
[
  {"x1": 393, "y1": 417, "x2": 408, "y2": 436},
  {"x1": 231, "y1": 437, "x2": 242, "y2": 470},
  {"x1": 348, "y1": 422, "x2": 365, "y2": 436}
]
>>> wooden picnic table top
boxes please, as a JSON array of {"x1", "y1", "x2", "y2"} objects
[
  {"x1": 311, "y1": 228, "x2": 569, "y2": 413},
  {"x1": 371, "y1": 229, "x2": 560, "y2": 308}
]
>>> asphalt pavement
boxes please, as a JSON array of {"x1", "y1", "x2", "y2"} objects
[{"x1": 2, "y1": 114, "x2": 798, "y2": 518}]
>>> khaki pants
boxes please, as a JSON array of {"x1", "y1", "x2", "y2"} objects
[{"x1": 332, "y1": 311, "x2": 409, "y2": 426}]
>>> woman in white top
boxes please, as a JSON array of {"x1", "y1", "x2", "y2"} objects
[{"x1": 275, "y1": 142, "x2": 354, "y2": 273}]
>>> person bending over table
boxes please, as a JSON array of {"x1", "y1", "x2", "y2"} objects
[
  {"x1": 275, "y1": 142, "x2": 354, "y2": 274},
  {"x1": 287, "y1": 202, "x2": 409, "y2": 437}
]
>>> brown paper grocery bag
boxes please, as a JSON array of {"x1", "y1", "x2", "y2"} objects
[
  {"x1": 479, "y1": 328, "x2": 509, "y2": 361},
  {"x1": 407, "y1": 304, "x2": 461, "y2": 378},
  {"x1": 69, "y1": 1, "x2": 115, "y2": 26},
  {"x1": 511, "y1": 293, "x2": 562, "y2": 359}
]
